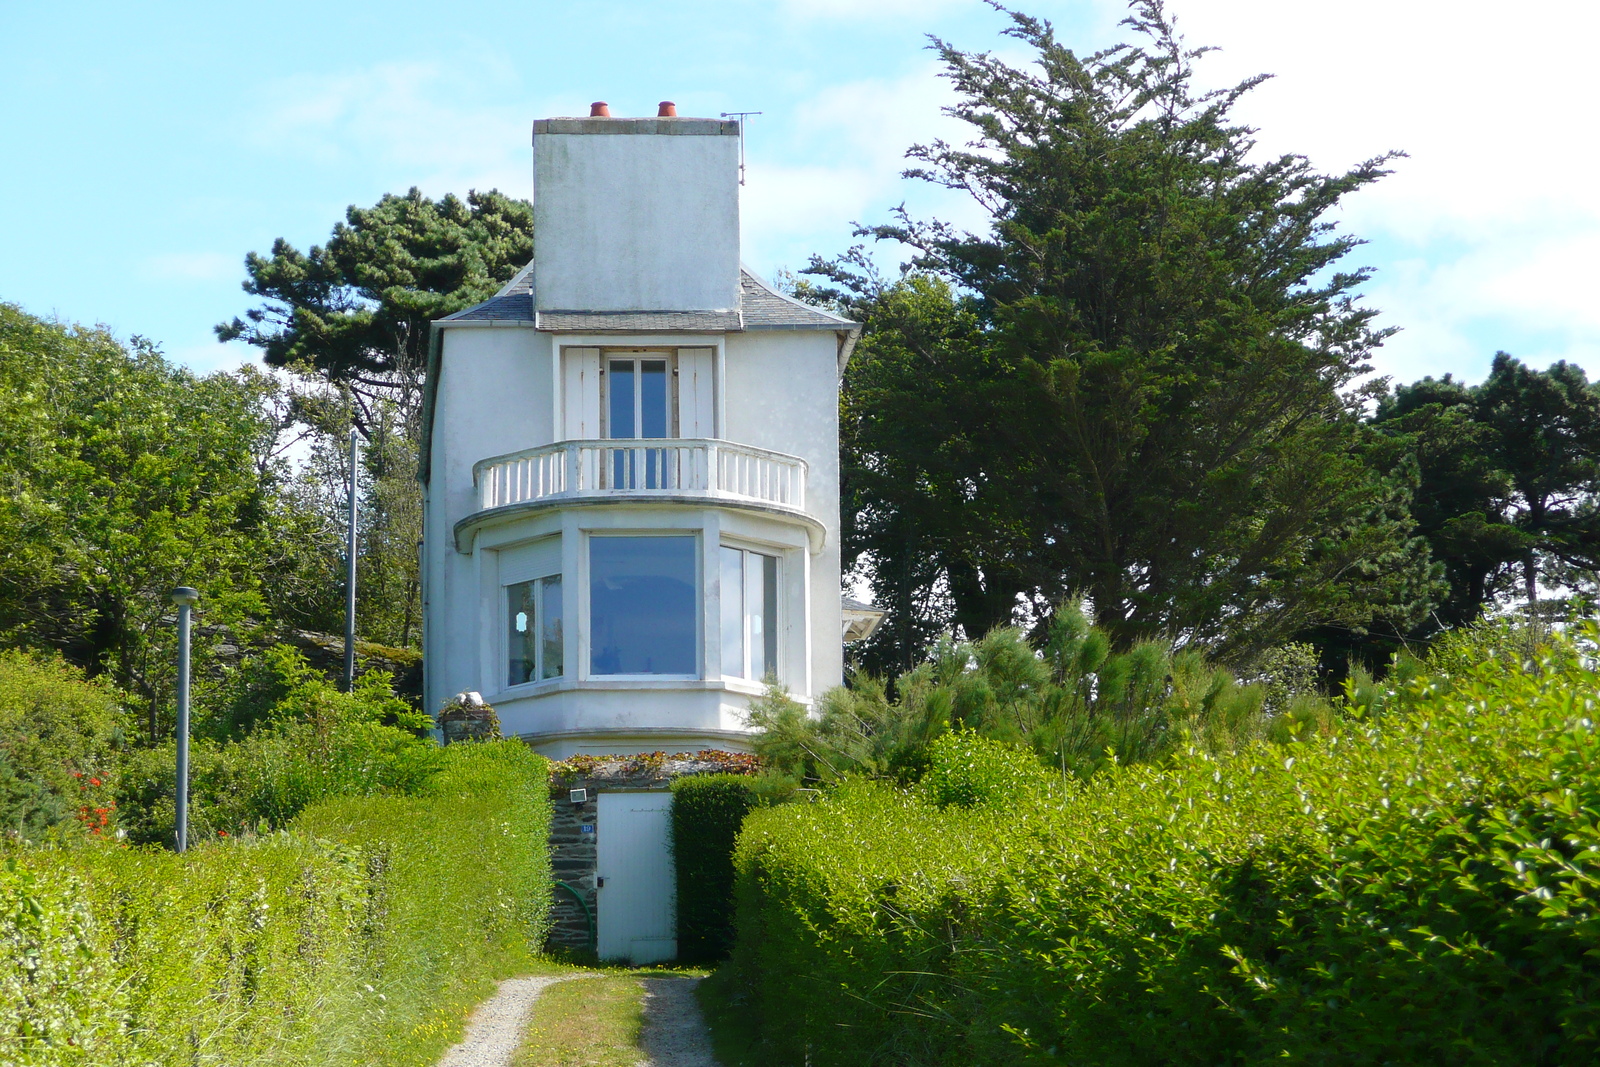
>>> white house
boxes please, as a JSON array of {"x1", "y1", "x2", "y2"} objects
[{"x1": 419, "y1": 108, "x2": 864, "y2": 762}]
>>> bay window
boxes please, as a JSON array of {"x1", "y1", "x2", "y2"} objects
[
  {"x1": 507, "y1": 574, "x2": 563, "y2": 686},
  {"x1": 721, "y1": 546, "x2": 778, "y2": 681},
  {"x1": 590, "y1": 535, "x2": 698, "y2": 676}
]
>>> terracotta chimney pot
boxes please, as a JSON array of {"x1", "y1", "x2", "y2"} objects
[
  {"x1": 590, "y1": 101, "x2": 611, "y2": 117},
  {"x1": 658, "y1": 101, "x2": 677, "y2": 117}
]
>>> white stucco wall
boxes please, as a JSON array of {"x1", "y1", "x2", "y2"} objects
[
  {"x1": 423, "y1": 324, "x2": 552, "y2": 715},
  {"x1": 533, "y1": 119, "x2": 741, "y2": 312},
  {"x1": 723, "y1": 330, "x2": 845, "y2": 695}
]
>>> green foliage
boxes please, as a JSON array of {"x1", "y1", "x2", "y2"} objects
[
  {"x1": 116, "y1": 645, "x2": 439, "y2": 846},
  {"x1": 730, "y1": 623, "x2": 1600, "y2": 1064},
  {"x1": 216, "y1": 188, "x2": 531, "y2": 649},
  {"x1": 754, "y1": 605, "x2": 1327, "y2": 785},
  {"x1": 217, "y1": 187, "x2": 532, "y2": 421},
  {"x1": 0, "y1": 651, "x2": 124, "y2": 841},
  {"x1": 670, "y1": 774, "x2": 795, "y2": 964},
  {"x1": 0, "y1": 301, "x2": 349, "y2": 730},
  {"x1": 917, "y1": 730, "x2": 1046, "y2": 809},
  {"x1": 1, "y1": 742, "x2": 550, "y2": 1066},
  {"x1": 1368, "y1": 353, "x2": 1600, "y2": 639},
  {"x1": 0, "y1": 858, "x2": 125, "y2": 1063},
  {"x1": 811, "y1": 2, "x2": 1437, "y2": 669}
]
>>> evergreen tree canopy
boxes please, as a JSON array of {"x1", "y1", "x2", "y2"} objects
[
  {"x1": 815, "y1": 1, "x2": 1438, "y2": 668},
  {"x1": 217, "y1": 188, "x2": 532, "y2": 423},
  {"x1": 1372, "y1": 353, "x2": 1600, "y2": 626}
]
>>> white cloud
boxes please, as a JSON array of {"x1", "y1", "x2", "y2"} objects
[
  {"x1": 251, "y1": 57, "x2": 544, "y2": 198},
  {"x1": 1132, "y1": 0, "x2": 1600, "y2": 380},
  {"x1": 163, "y1": 338, "x2": 254, "y2": 375},
  {"x1": 740, "y1": 60, "x2": 990, "y2": 274}
]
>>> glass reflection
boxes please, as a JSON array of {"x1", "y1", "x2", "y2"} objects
[{"x1": 590, "y1": 536, "x2": 697, "y2": 676}]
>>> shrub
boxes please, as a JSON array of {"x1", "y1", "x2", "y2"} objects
[
  {"x1": 1, "y1": 741, "x2": 551, "y2": 1066},
  {"x1": 671, "y1": 773, "x2": 794, "y2": 963},
  {"x1": 917, "y1": 729, "x2": 1047, "y2": 808},
  {"x1": 0, "y1": 651, "x2": 124, "y2": 841},
  {"x1": 116, "y1": 645, "x2": 440, "y2": 846},
  {"x1": 0, "y1": 856, "x2": 126, "y2": 1063},
  {"x1": 752, "y1": 605, "x2": 1309, "y2": 785},
  {"x1": 730, "y1": 623, "x2": 1600, "y2": 1065}
]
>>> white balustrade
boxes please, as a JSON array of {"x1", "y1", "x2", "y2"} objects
[{"x1": 474, "y1": 439, "x2": 806, "y2": 513}]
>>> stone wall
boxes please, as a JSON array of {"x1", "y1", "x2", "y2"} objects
[{"x1": 547, "y1": 785, "x2": 599, "y2": 952}]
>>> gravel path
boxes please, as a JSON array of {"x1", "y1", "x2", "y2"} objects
[
  {"x1": 637, "y1": 976, "x2": 719, "y2": 1067},
  {"x1": 436, "y1": 975, "x2": 579, "y2": 1067}
]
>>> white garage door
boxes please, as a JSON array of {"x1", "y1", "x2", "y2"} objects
[{"x1": 596, "y1": 791, "x2": 677, "y2": 964}]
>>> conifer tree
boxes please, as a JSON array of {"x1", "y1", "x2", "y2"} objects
[{"x1": 818, "y1": 1, "x2": 1438, "y2": 665}]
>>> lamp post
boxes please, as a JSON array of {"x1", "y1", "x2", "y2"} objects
[
  {"x1": 169, "y1": 586, "x2": 198, "y2": 853},
  {"x1": 344, "y1": 427, "x2": 359, "y2": 692}
]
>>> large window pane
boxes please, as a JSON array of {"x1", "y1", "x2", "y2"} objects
[
  {"x1": 640, "y1": 360, "x2": 668, "y2": 438},
  {"x1": 608, "y1": 360, "x2": 635, "y2": 437},
  {"x1": 720, "y1": 546, "x2": 744, "y2": 678},
  {"x1": 590, "y1": 536, "x2": 697, "y2": 676},
  {"x1": 540, "y1": 575, "x2": 564, "y2": 680},
  {"x1": 507, "y1": 580, "x2": 537, "y2": 686},
  {"x1": 752, "y1": 551, "x2": 778, "y2": 680}
]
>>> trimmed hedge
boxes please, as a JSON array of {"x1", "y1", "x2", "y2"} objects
[
  {"x1": 730, "y1": 626, "x2": 1600, "y2": 1065},
  {"x1": 670, "y1": 775, "x2": 771, "y2": 963},
  {"x1": 1, "y1": 740, "x2": 551, "y2": 1066}
]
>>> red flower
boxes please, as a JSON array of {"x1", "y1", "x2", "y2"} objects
[
  {"x1": 89, "y1": 777, "x2": 102, "y2": 786},
  {"x1": 218, "y1": 830, "x2": 229, "y2": 837}
]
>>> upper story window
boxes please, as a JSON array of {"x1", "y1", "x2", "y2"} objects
[
  {"x1": 589, "y1": 534, "x2": 698, "y2": 677},
  {"x1": 605, "y1": 355, "x2": 674, "y2": 439},
  {"x1": 562, "y1": 346, "x2": 716, "y2": 443}
]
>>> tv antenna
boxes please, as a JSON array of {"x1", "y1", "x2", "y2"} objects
[{"x1": 720, "y1": 111, "x2": 762, "y2": 186}]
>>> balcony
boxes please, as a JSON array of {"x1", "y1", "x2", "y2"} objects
[{"x1": 458, "y1": 439, "x2": 812, "y2": 551}]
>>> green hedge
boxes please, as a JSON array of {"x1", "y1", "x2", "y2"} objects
[
  {"x1": 730, "y1": 625, "x2": 1600, "y2": 1065},
  {"x1": 1, "y1": 740, "x2": 551, "y2": 1066},
  {"x1": 671, "y1": 775, "x2": 787, "y2": 963}
]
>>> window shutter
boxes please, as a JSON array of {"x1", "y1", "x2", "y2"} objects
[
  {"x1": 562, "y1": 347, "x2": 601, "y2": 440},
  {"x1": 677, "y1": 347, "x2": 715, "y2": 438},
  {"x1": 499, "y1": 535, "x2": 562, "y2": 586}
]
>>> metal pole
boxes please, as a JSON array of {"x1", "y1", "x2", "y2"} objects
[
  {"x1": 169, "y1": 587, "x2": 198, "y2": 853},
  {"x1": 719, "y1": 111, "x2": 761, "y2": 186},
  {"x1": 344, "y1": 427, "x2": 359, "y2": 692}
]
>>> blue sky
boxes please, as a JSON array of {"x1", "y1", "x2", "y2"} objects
[{"x1": 2, "y1": 0, "x2": 1595, "y2": 386}]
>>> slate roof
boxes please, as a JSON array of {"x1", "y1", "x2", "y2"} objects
[
  {"x1": 740, "y1": 271, "x2": 855, "y2": 330},
  {"x1": 443, "y1": 293, "x2": 534, "y2": 322},
  {"x1": 536, "y1": 309, "x2": 742, "y2": 332},
  {"x1": 438, "y1": 264, "x2": 856, "y2": 333}
]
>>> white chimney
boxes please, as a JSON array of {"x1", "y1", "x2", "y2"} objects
[{"x1": 532, "y1": 114, "x2": 741, "y2": 313}]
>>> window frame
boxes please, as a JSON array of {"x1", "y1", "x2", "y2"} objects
[
  {"x1": 720, "y1": 543, "x2": 782, "y2": 683},
  {"x1": 585, "y1": 530, "x2": 702, "y2": 681},
  {"x1": 600, "y1": 348, "x2": 679, "y2": 441},
  {"x1": 504, "y1": 571, "x2": 565, "y2": 690}
]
